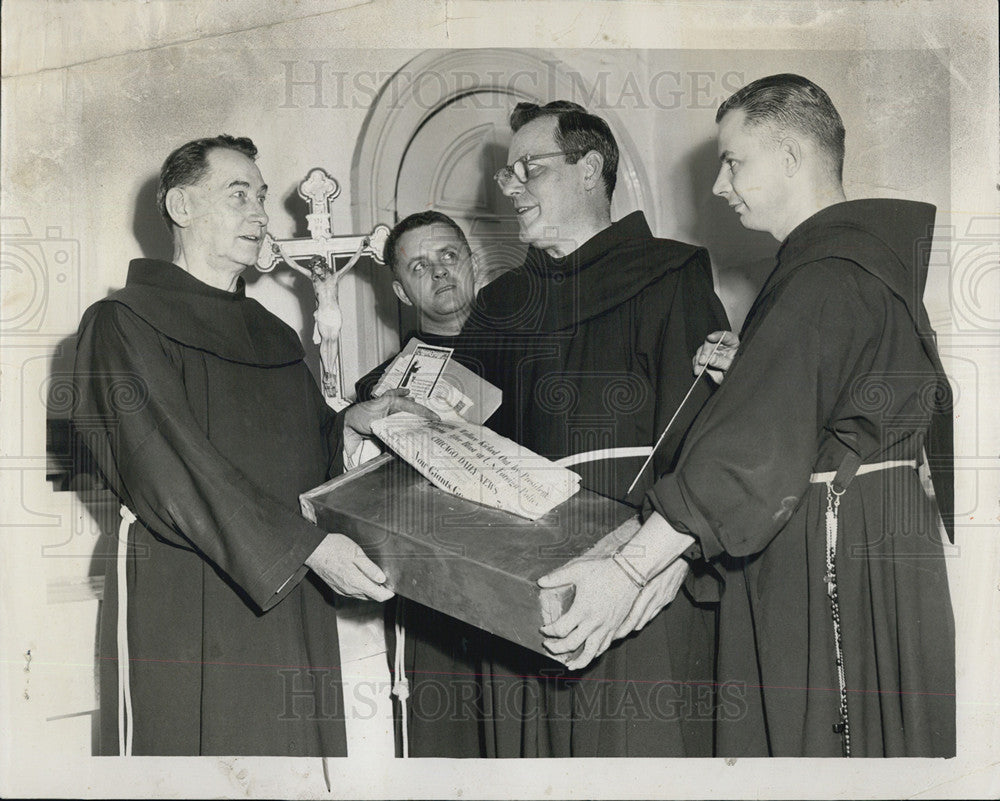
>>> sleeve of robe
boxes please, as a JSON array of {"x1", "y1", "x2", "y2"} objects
[
  {"x1": 74, "y1": 301, "x2": 332, "y2": 612},
  {"x1": 646, "y1": 259, "x2": 888, "y2": 561}
]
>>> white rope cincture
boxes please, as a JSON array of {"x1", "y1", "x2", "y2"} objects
[
  {"x1": 117, "y1": 504, "x2": 137, "y2": 757},
  {"x1": 822, "y1": 483, "x2": 851, "y2": 757},
  {"x1": 391, "y1": 599, "x2": 409, "y2": 758},
  {"x1": 554, "y1": 446, "x2": 652, "y2": 468},
  {"x1": 808, "y1": 459, "x2": 917, "y2": 484}
]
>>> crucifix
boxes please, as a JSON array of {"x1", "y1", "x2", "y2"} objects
[{"x1": 256, "y1": 168, "x2": 390, "y2": 410}]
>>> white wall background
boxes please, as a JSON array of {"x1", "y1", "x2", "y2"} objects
[{"x1": 2, "y1": 1, "x2": 997, "y2": 798}]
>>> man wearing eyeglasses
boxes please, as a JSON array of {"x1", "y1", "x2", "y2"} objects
[{"x1": 453, "y1": 101, "x2": 730, "y2": 758}]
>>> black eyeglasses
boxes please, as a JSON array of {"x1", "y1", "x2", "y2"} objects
[{"x1": 493, "y1": 150, "x2": 585, "y2": 188}]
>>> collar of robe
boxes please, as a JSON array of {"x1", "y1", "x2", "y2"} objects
[
  {"x1": 102, "y1": 258, "x2": 305, "y2": 366},
  {"x1": 471, "y1": 210, "x2": 706, "y2": 333},
  {"x1": 754, "y1": 199, "x2": 937, "y2": 334}
]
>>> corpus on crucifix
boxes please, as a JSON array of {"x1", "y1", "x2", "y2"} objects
[{"x1": 256, "y1": 167, "x2": 389, "y2": 410}]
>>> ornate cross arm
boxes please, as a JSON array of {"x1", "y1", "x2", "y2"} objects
[{"x1": 255, "y1": 167, "x2": 390, "y2": 410}]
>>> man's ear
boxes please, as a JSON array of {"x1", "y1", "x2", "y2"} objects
[
  {"x1": 392, "y1": 280, "x2": 414, "y2": 307},
  {"x1": 581, "y1": 150, "x2": 604, "y2": 191},
  {"x1": 165, "y1": 186, "x2": 193, "y2": 228},
  {"x1": 779, "y1": 137, "x2": 802, "y2": 177},
  {"x1": 470, "y1": 250, "x2": 485, "y2": 291}
]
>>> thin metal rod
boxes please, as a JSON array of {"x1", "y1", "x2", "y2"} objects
[{"x1": 626, "y1": 337, "x2": 725, "y2": 496}]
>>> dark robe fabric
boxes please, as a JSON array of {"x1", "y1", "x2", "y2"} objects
[
  {"x1": 356, "y1": 331, "x2": 489, "y2": 758},
  {"x1": 451, "y1": 211, "x2": 730, "y2": 757},
  {"x1": 648, "y1": 199, "x2": 955, "y2": 757},
  {"x1": 74, "y1": 259, "x2": 348, "y2": 756}
]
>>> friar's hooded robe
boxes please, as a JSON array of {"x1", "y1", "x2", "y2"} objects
[
  {"x1": 649, "y1": 199, "x2": 955, "y2": 757},
  {"x1": 452, "y1": 211, "x2": 730, "y2": 757},
  {"x1": 74, "y1": 259, "x2": 348, "y2": 756}
]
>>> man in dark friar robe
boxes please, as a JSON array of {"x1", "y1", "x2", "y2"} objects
[
  {"x1": 543, "y1": 75, "x2": 955, "y2": 757},
  {"x1": 355, "y1": 210, "x2": 487, "y2": 758},
  {"x1": 456, "y1": 101, "x2": 730, "y2": 758},
  {"x1": 73, "y1": 135, "x2": 431, "y2": 756}
]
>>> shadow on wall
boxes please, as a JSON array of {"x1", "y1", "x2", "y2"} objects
[
  {"x1": 682, "y1": 138, "x2": 778, "y2": 331},
  {"x1": 282, "y1": 189, "x2": 312, "y2": 240},
  {"x1": 45, "y1": 331, "x2": 136, "y2": 756},
  {"x1": 476, "y1": 138, "x2": 527, "y2": 288},
  {"x1": 132, "y1": 175, "x2": 174, "y2": 262}
]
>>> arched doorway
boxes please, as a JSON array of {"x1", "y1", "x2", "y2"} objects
[{"x1": 350, "y1": 49, "x2": 654, "y2": 367}]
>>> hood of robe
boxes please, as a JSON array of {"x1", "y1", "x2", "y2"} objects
[
  {"x1": 99, "y1": 259, "x2": 305, "y2": 366},
  {"x1": 471, "y1": 211, "x2": 710, "y2": 333},
  {"x1": 761, "y1": 199, "x2": 937, "y2": 331}
]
